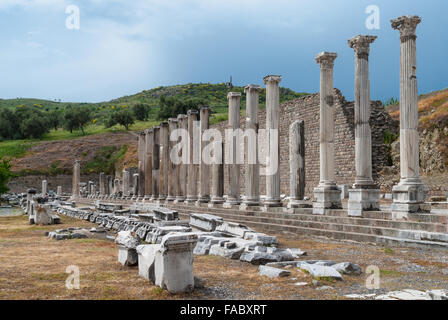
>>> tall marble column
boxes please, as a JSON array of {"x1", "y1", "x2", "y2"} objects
[
  {"x1": 175, "y1": 114, "x2": 188, "y2": 203},
  {"x1": 185, "y1": 110, "x2": 199, "y2": 203},
  {"x1": 313, "y1": 52, "x2": 342, "y2": 215},
  {"x1": 151, "y1": 126, "x2": 160, "y2": 201},
  {"x1": 197, "y1": 106, "x2": 211, "y2": 203},
  {"x1": 347, "y1": 35, "x2": 380, "y2": 216},
  {"x1": 133, "y1": 173, "x2": 139, "y2": 197},
  {"x1": 99, "y1": 172, "x2": 105, "y2": 196},
  {"x1": 167, "y1": 118, "x2": 178, "y2": 202},
  {"x1": 107, "y1": 176, "x2": 113, "y2": 196},
  {"x1": 57, "y1": 186, "x2": 62, "y2": 196},
  {"x1": 144, "y1": 129, "x2": 153, "y2": 200},
  {"x1": 42, "y1": 180, "x2": 47, "y2": 195},
  {"x1": 242, "y1": 85, "x2": 261, "y2": 208},
  {"x1": 263, "y1": 75, "x2": 282, "y2": 208},
  {"x1": 72, "y1": 160, "x2": 80, "y2": 198},
  {"x1": 391, "y1": 15, "x2": 429, "y2": 218},
  {"x1": 288, "y1": 120, "x2": 309, "y2": 208},
  {"x1": 137, "y1": 132, "x2": 146, "y2": 198},
  {"x1": 210, "y1": 140, "x2": 225, "y2": 205},
  {"x1": 224, "y1": 92, "x2": 241, "y2": 207},
  {"x1": 159, "y1": 122, "x2": 169, "y2": 201},
  {"x1": 122, "y1": 170, "x2": 130, "y2": 197}
]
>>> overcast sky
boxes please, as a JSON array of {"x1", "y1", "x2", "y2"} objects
[{"x1": 0, "y1": 0, "x2": 446, "y2": 103}]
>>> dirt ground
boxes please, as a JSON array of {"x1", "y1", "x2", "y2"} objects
[{"x1": 0, "y1": 214, "x2": 447, "y2": 300}]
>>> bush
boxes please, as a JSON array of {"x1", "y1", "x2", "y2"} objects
[
  {"x1": 0, "y1": 158, "x2": 13, "y2": 194},
  {"x1": 106, "y1": 109, "x2": 135, "y2": 130},
  {"x1": 132, "y1": 103, "x2": 151, "y2": 121}
]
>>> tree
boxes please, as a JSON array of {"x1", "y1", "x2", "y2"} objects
[
  {"x1": 106, "y1": 109, "x2": 135, "y2": 130},
  {"x1": 20, "y1": 114, "x2": 49, "y2": 139},
  {"x1": 132, "y1": 103, "x2": 151, "y2": 121},
  {"x1": 47, "y1": 110, "x2": 62, "y2": 131},
  {"x1": 0, "y1": 158, "x2": 13, "y2": 194},
  {"x1": 64, "y1": 106, "x2": 91, "y2": 135},
  {"x1": 157, "y1": 96, "x2": 207, "y2": 120}
]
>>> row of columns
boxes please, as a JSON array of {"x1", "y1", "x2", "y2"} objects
[{"x1": 72, "y1": 16, "x2": 427, "y2": 219}]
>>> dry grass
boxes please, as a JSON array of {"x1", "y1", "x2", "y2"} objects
[{"x1": 1, "y1": 215, "x2": 448, "y2": 300}]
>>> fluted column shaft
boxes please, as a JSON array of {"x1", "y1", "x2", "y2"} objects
[
  {"x1": 99, "y1": 172, "x2": 105, "y2": 195},
  {"x1": 186, "y1": 110, "x2": 199, "y2": 202},
  {"x1": 159, "y1": 122, "x2": 169, "y2": 200},
  {"x1": 391, "y1": 15, "x2": 429, "y2": 216},
  {"x1": 176, "y1": 114, "x2": 188, "y2": 202},
  {"x1": 198, "y1": 107, "x2": 211, "y2": 203},
  {"x1": 210, "y1": 140, "x2": 225, "y2": 204},
  {"x1": 225, "y1": 92, "x2": 241, "y2": 206},
  {"x1": 72, "y1": 160, "x2": 80, "y2": 198},
  {"x1": 243, "y1": 85, "x2": 261, "y2": 206},
  {"x1": 167, "y1": 118, "x2": 178, "y2": 201},
  {"x1": 151, "y1": 126, "x2": 160, "y2": 200},
  {"x1": 288, "y1": 120, "x2": 306, "y2": 208},
  {"x1": 122, "y1": 170, "x2": 130, "y2": 197},
  {"x1": 263, "y1": 75, "x2": 282, "y2": 207},
  {"x1": 144, "y1": 129, "x2": 153, "y2": 198},
  {"x1": 137, "y1": 132, "x2": 146, "y2": 197}
]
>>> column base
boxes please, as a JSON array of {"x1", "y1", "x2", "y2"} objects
[
  {"x1": 239, "y1": 203, "x2": 260, "y2": 211},
  {"x1": 165, "y1": 196, "x2": 176, "y2": 202},
  {"x1": 209, "y1": 197, "x2": 225, "y2": 206},
  {"x1": 391, "y1": 179, "x2": 430, "y2": 219},
  {"x1": 262, "y1": 197, "x2": 282, "y2": 208},
  {"x1": 242, "y1": 196, "x2": 260, "y2": 207},
  {"x1": 223, "y1": 198, "x2": 240, "y2": 208},
  {"x1": 287, "y1": 199, "x2": 312, "y2": 209},
  {"x1": 173, "y1": 197, "x2": 186, "y2": 204},
  {"x1": 348, "y1": 188, "x2": 380, "y2": 217},
  {"x1": 185, "y1": 196, "x2": 198, "y2": 204},
  {"x1": 313, "y1": 185, "x2": 342, "y2": 215},
  {"x1": 196, "y1": 196, "x2": 210, "y2": 203}
]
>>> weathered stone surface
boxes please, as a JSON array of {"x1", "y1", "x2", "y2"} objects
[
  {"x1": 243, "y1": 232, "x2": 278, "y2": 246},
  {"x1": 298, "y1": 263, "x2": 343, "y2": 280},
  {"x1": 332, "y1": 262, "x2": 362, "y2": 275},
  {"x1": 118, "y1": 245, "x2": 138, "y2": 266},
  {"x1": 189, "y1": 213, "x2": 223, "y2": 232},
  {"x1": 137, "y1": 244, "x2": 160, "y2": 282},
  {"x1": 258, "y1": 265, "x2": 291, "y2": 278},
  {"x1": 216, "y1": 222, "x2": 253, "y2": 238},
  {"x1": 115, "y1": 231, "x2": 140, "y2": 249},
  {"x1": 209, "y1": 244, "x2": 245, "y2": 260},
  {"x1": 239, "y1": 251, "x2": 279, "y2": 265}
]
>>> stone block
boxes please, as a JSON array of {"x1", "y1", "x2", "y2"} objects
[
  {"x1": 189, "y1": 213, "x2": 223, "y2": 232},
  {"x1": 137, "y1": 244, "x2": 160, "y2": 282},
  {"x1": 258, "y1": 265, "x2": 291, "y2": 278},
  {"x1": 118, "y1": 245, "x2": 138, "y2": 266},
  {"x1": 215, "y1": 222, "x2": 253, "y2": 238},
  {"x1": 298, "y1": 263, "x2": 343, "y2": 281}
]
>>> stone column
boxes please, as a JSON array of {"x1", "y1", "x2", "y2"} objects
[
  {"x1": 197, "y1": 106, "x2": 211, "y2": 204},
  {"x1": 313, "y1": 52, "x2": 342, "y2": 215},
  {"x1": 133, "y1": 173, "x2": 139, "y2": 197},
  {"x1": 159, "y1": 122, "x2": 169, "y2": 201},
  {"x1": 122, "y1": 170, "x2": 130, "y2": 198},
  {"x1": 347, "y1": 35, "x2": 381, "y2": 216},
  {"x1": 114, "y1": 178, "x2": 120, "y2": 196},
  {"x1": 144, "y1": 129, "x2": 153, "y2": 200},
  {"x1": 185, "y1": 110, "x2": 199, "y2": 203},
  {"x1": 151, "y1": 126, "x2": 160, "y2": 201},
  {"x1": 210, "y1": 140, "x2": 225, "y2": 205},
  {"x1": 137, "y1": 132, "x2": 146, "y2": 198},
  {"x1": 391, "y1": 15, "x2": 429, "y2": 218},
  {"x1": 42, "y1": 180, "x2": 47, "y2": 195},
  {"x1": 72, "y1": 160, "x2": 80, "y2": 198},
  {"x1": 242, "y1": 85, "x2": 261, "y2": 208},
  {"x1": 288, "y1": 120, "x2": 310, "y2": 208},
  {"x1": 224, "y1": 92, "x2": 241, "y2": 207},
  {"x1": 107, "y1": 176, "x2": 113, "y2": 196},
  {"x1": 263, "y1": 75, "x2": 282, "y2": 208},
  {"x1": 167, "y1": 118, "x2": 178, "y2": 202},
  {"x1": 57, "y1": 186, "x2": 62, "y2": 196},
  {"x1": 99, "y1": 172, "x2": 105, "y2": 196},
  {"x1": 175, "y1": 114, "x2": 188, "y2": 203}
]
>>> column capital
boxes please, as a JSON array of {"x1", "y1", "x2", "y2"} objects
[
  {"x1": 74, "y1": 159, "x2": 81, "y2": 165},
  {"x1": 177, "y1": 114, "x2": 188, "y2": 121},
  {"x1": 187, "y1": 109, "x2": 198, "y2": 116},
  {"x1": 153, "y1": 125, "x2": 160, "y2": 130},
  {"x1": 200, "y1": 106, "x2": 212, "y2": 112},
  {"x1": 227, "y1": 92, "x2": 242, "y2": 100},
  {"x1": 391, "y1": 15, "x2": 421, "y2": 41},
  {"x1": 348, "y1": 35, "x2": 377, "y2": 59},
  {"x1": 315, "y1": 52, "x2": 337, "y2": 69},
  {"x1": 138, "y1": 131, "x2": 146, "y2": 137},
  {"x1": 244, "y1": 84, "x2": 262, "y2": 93},
  {"x1": 168, "y1": 118, "x2": 178, "y2": 123},
  {"x1": 144, "y1": 128, "x2": 153, "y2": 134},
  {"x1": 160, "y1": 121, "x2": 169, "y2": 127},
  {"x1": 263, "y1": 75, "x2": 282, "y2": 84}
]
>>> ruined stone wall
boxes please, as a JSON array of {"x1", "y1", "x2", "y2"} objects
[{"x1": 211, "y1": 89, "x2": 398, "y2": 198}]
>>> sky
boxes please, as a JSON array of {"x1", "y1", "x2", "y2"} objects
[{"x1": 0, "y1": 0, "x2": 447, "y2": 103}]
